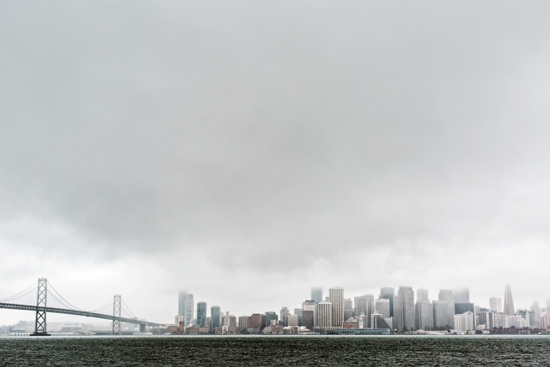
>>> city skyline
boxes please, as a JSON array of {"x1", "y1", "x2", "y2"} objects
[{"x1": 2, "y1": 1, "x2": 550, "y2": 327}]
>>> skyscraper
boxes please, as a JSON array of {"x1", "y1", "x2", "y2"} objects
[
  {"x1": 454, "y1": 287, "x2": 470, "y2": 304},
  {"x1": 197, "y1": 302, "x2": 207, "y2": 327},
  {"x1": 178, "y1": 291, "x2": 194, "y2": 328},
  {"x1": 280, "y1": 306, "x2": 289, "y2": 322},
  {"x1": 364, "y1": 294, "x2": 375, "y2": 328},
  {"x1": 318, "y1": 302, "x2": 332, "y2": 329},
  {"x1": 329, "y1": 287, "x2": 344, "y2": 328},
  {"x1": 380, "y1": 287, "x2": 395, "y2": 317},
  {"x1": 503, "y1": 284, "x2": 515, "y2": 316},
  {"x1": 489, "y1": 297, "x2": 502, "y2": 313},
  {"x1": 211, "y1": 306, "x2": 221, "y2": 329},
  {"x1": 417, "y1": 288, "x2": 429, "y2": 302},
  {"x1": 311, "y1": 287, "x2": 323, "y2": 303},
  {"x1": 395, "y1": 286, "x2": 415, "y2": 331},
  {"x1": 344, "y1": 298, "x2": 354, "y2": 321},
  {"x1": 438, "y1": 289, "x2": 455, "y2": 328},
  {"x1": 354, "y1": 296, "x2": 368, "y2": 321},
  {"x1": 311, "y1": 287, "x2": 323, "y2": 328},
  {"x1": 375, "y1": 298, "x2": 390, "y2": 318},
  {"x1": 415, "y1": 300, "x2": 434, "y2": 331},
  {"x1": 303, "y1": 300, "x2": 317, "y2": 327},
  {"x1": 432, "y1": 300, "x2": 448, "y2": 330}
]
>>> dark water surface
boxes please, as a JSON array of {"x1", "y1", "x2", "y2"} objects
[{"x1": 1, "y1": 335, "x2": 550, "y2": 366}]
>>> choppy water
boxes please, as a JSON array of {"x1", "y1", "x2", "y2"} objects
[{"x1": 1, "y1": 335, "x2": 550, "y2": 366}]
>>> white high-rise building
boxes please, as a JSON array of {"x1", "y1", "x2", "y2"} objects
[
  {"x1": 454, "y1": 312, "x2": 474, "y2": 331},
  {"x1": 287, "y1": 314, "x2": 299, "y2": 327},
  {"x1": 178, "y1": 291, "x2": 194, "y2": 328},
  {"x1": 318, "y1": 302, "x2": 332, "y2": 329},
  {"x1": 489, "y1": 297, "x2": 502, "y2": 313},
  {"x1": 329, "y1": 287, "x2": 344, "y2": 328}
]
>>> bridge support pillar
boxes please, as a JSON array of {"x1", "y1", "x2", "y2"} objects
[
  {"x1": 31, "y1": 278, "x2": 50, "y2": 336},
  {"x1": 139, "y1": 323, "x2": 146, "y2": 333},
  {"x1": 112, "y1": 295, "x2": 121, "y2": 335}
]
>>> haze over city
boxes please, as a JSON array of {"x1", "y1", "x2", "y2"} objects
[{"x1": 1, "y1": 0, "x2": 550, "y2": 327}]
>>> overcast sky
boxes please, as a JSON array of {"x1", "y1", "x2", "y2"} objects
[{"x1": 1, "y1": 1, "x2": 550, "y2": 326}]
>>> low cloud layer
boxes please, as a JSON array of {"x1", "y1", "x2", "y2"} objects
[{"x1": 1, "y1": 1, "x2": 549, "y2": 323}]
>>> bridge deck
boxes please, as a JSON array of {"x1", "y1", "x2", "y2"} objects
[{"x1": 0, "y1": 302, "x2": 165, "y2": 327}]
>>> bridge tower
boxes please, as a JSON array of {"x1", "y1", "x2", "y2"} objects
[
  {"x1": 32, "y1": 278, "x2": 50, "y2": 336},
  {"x1": 112, "y1": 295, "x2": 122, "y2": 335}
]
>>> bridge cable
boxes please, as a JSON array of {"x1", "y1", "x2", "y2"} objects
[
  {"x1": 121, "y1": 298, "x2": 138, "y2": 318},
  {"x1": 90, "y1": 299, "x2": 113, "y2": 313},
  {"x1": 0, "y1": 282, "x2": 37, "y2": 302},
  {"x1": 47, "y1": 282, "x2": 83, "y2": 311}
]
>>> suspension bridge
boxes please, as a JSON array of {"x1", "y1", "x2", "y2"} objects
[{"x1": 0, "y1": 278, "x2": 166, "y2": 336}]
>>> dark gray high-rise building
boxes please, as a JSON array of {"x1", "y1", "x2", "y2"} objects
[
  {"x1": 380, "y1": 287, "x2": 395, "y2": 317},
  {"x1": 197, "y1": 302, "x2": 207, "y2": 327},
  {"x1": 263, "y1": 311, "x2": 278, "y2": 329},
  {"x1": 302, "y1": 310, "x2": 314, "y2": 330},
  {"x1": 344, "y1": 298, "x2": 354, "y2": 321},
  {"x1": 438, "y1": 289, "x2": 455, "y2": 328},
  {"x1": 504, "y1": 284, "x2": 515, "y2": 316},
  {"x1": 211, "y1": 306, "x2": 221, "y2": 329}
]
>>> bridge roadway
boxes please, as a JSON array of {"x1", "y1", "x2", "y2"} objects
[{"x1": 0, "y1": 302, "x2": 165, "y2": 327}]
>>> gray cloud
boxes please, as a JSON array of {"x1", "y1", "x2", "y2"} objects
[{"x1": 1, "y1": 1, "x2": 550, "y2": 322}]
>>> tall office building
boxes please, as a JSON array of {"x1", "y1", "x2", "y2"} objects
[
  {"x1": 532, "y1": 301, "x2": 541, "y2": 325},
  {"x1": 311, "y1": 287, "x2": 323, "y2": 303},
  {"x1": 354, "y1": 296, "x2": 369, "y2": 320},
  {"x1": 248, "y1": 313, "x2": 263, "y2": 332},
  {"x1": 417, "y1": 288, "x2": 429, "y2": 302},
  {"x1": 489, "y1": 297, "x2": 502, "y2": 313},
  {"x1": 395, "y1": 286, "x2": 415, "y2": 331},
  {"x1": 302, "y1": 310, "x2": 314, "y2": 330},
  {"x1": 211, "y1": 306, "x2": 221, "y2": 329},
  {"x1": 263, "y1": 311, "x2": 278, "y2": 329},
  {"x1": 375, "y1": 298, "x2": 390, "y2": 318},
  {"x1": 454, "y1": 287, "x2": 470, "y2": 304},
  {"x1": 344, "y1": 298, "x2": 354, "y2": 321},
  {"x1": 329, "y1": 287, "x2": 344, "y2": 328},
  {"x1": 197, "y1": 302, "x2": 207, "y2": 327},
  {"x1": 438, "y1": 289, "x2": 455, "y2": 328},
  {"x1": 504, "y1": 284, "x2": 515, "y2": 316},
  {"x1": 364, "y1": 294, "x2": 375, "y2": 328},
  {"x1": 415, "y1": 300, "x2": 434, "y2": 331},
  {"x1": 280, "y1": 306, "x2": 289, "y2": 321},
  {"x1": 318, "y1": 302, "x2": 332, "y2": 329},
  {"x1": 303, "y1": 300, "x2": 317, "y2": 327},
  {"x1": 238, "y1": 316, "x2": 249, "y2": 331},
  {"x1": 432, "y1": 300, "x2": 448, "y2": 330},
  {"x1": 454, "y1": 311, "x2": 474, "y2": 331},
  {"x1": 380, "y1": 287, "x2": 395, "y2": 317},
  {"x1": 178, "y1": 291, "x2": 195, "y2": 328},
  {"x1": 294, "y1": 308, "x2": 303, "y2": 326}
]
